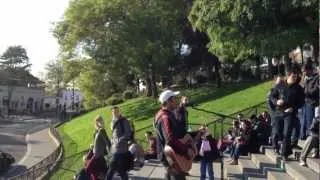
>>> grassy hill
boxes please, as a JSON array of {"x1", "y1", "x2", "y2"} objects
[{"x1": 51, "y1": 81, "x2": 272, "y2": 179}]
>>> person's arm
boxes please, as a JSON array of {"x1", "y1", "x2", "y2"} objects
[
  {"x1": 269, "y1": 87, "x2": 279, "y2": 107},
  {"x1": 100, "y1": 129, "x2": 111, "y2": 150},
  {"x1": 118, "y1": 118, "x2": 132, "y2": 142},
  {"x1": 161, "y1": 115, "x2": 188, "y2": 156}
]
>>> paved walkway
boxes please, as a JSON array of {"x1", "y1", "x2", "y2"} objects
[{"x1": 3, "y1": 128, "x2": 58, "y2": 178}]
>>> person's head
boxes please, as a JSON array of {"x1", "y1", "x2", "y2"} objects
[
  {"x1": 262, "y1": 111, "x2": 268, "y2": 119},
  {"x1": 180, "y1": 96, "x2": 188, "y2": 106},
  {"x1": 145, "y1": 131, "x2": 153, "y2": 139},
  {"x1": 286, "y1": 71, "x2": 298, "y2": 85},
  {"x1": 82, "y1": 154, "x2": 90, "y2": 167},
  {"x1": 250, "y1": 114, "x2": 257, "y2": 122},
  {"x1": 228, "y1": 129, "x2": 232, "y2": 135},
  {"x1": 237, "y1": 113, "x2": 244, "y2": 121},
  {"x1": 111, "y1": 106, "x2": 121, "y2": 119},
  {"x1": 159, "y1": 90, "x2": 180, "y2": 110},
  {"x1": 275, "y1": 76, "x2": 284, "y2": 85},
  {"x1": 303, "y1": 60, "x2": 314, "y2": 76},
  {"x1": 233, "y1": 120, "x2": 240, "y2": 129},
  {"x1": 95, "y1": 115, "x2": 104, "y2": 129}
]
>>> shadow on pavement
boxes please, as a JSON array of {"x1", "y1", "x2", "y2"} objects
[{"x1": 1, "y1": 164, "x2": 27, "y2": 178}]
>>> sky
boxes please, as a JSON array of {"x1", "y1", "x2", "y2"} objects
[{"x1": 0, "y1": 0, "x2": 70, "y2": 78}]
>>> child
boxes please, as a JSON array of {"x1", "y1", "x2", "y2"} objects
[{"x1": 199, "y1": 132, "x2": 217, "y2": 180}]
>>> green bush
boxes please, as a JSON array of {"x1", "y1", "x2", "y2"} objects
[
  {"x1": 107, "y1": 96, "x2": 123, "y2": 105},
  {"x1": 123, "y1": 90, "x2": 136, "y2": 99}
]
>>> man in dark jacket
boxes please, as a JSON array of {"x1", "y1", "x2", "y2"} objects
[
  {"x1": 154, "y1": 90, "x2": 193, "y2": 180},
  {"x1": 105, "y1": 106, "x2": 132, "y2": 180},
  {"x1": 270, "y1": 71, "x2": 305, "y2": 160},
  {"x1": 300, "y1": 61, "x2": 319, "y2": 139}
]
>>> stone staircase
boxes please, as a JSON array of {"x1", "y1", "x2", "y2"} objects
[
  {"x1": 123, "y1": 140, "x2": 319, "y2": 179},
  {"x1": 223, "y1": 140, "x2": 320, "y2": 180}
]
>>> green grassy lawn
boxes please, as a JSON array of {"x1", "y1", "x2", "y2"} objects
[{"x1": 51, "y1": 81, "x2": 272, "y2": 179}]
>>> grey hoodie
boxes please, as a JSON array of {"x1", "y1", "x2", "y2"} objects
[{"x1": 111, "y1": 116, "x2": 132, "y2": 154}]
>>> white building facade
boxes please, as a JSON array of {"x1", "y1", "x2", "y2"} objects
[
  {"x1": 42, "y1": 88, "x2": 84, "y2": 112},
  {"x1": 0, "y1": 85, "x2": 45, "y2": 114}
]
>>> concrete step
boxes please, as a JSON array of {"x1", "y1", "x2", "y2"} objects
[
  {"x1": 251, "y1": 153, "x2": 278, "y2": 175},
  {"x1": 267, "y1": 171, "x2": 294, "y2": 180},
  {"x1": 246, "y1": 173, "x2": 266, "y2": 180},
  {"x1": 188, "y1": 162, "x2": 201, "y2": 178},
  {"x1": 238, "y1": 158, "x2": 261, "y2": 175},
  {"x1": 264, "y1": 148, "x2": 280, "y2": 164},
  {"x1": 306, "y1": 158, "x2": 320, "y2": 173},
  {"x1": 224, "y1": 163, "x2": 243, "y2": 179},
  {"x1": 285, "y1": 161, "x2": 320, "y2": 180},
  {"x1": 259, "y1": 145, "x2": 273, "y2": 154},
  {"x1": 130, "y1": 162, "x2": 156, "y2": 179}
]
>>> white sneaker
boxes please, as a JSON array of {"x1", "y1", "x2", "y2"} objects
[{"x1": 299, "y1": 160, "x2": 306, "y2": 166}]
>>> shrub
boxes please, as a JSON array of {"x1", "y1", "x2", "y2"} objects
[
  {"x1": 123, "y1": 90, "x2": 136, "y2": 100},
  {"x1": 107, "y1": 96, "x2": 124, "y2": 105}
]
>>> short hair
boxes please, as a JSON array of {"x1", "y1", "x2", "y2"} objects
[{"x1": 145, "y1": 131, "x2": 153, "y2": 136}]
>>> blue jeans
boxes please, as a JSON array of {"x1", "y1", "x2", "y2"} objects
[
  {"x1": 291, "y1": 115, "x2": 300, "y2": 145},
  {"x1": 230, "y1": 143, "x2": 241, "y2": 160},
  {"x1": 200, "y1": 160, "x2": 214, "y2": 180},
  {"x1": 105, "y1": 152, "x2": 128, "y2": 180},
  {"x1": 300, "y1": 104, "x2": 315, "y2": 139}
]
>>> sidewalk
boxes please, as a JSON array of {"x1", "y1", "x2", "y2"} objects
[{"x1": 3, "y1": 128, "x2": 58, "y2": 178}]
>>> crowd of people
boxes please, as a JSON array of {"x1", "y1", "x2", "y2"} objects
[{"x1": 73, "y1": 60, "x2": 319, "y2": 180}]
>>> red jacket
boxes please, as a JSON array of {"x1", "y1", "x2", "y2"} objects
[{"x1": 155, "y1": 109, "x2": 188, "y2": 156}]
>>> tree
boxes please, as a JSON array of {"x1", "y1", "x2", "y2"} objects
[
  {"x1": 0, "y1": 45, "x2": 30, "y2": 70},
  {"x1": 0, "y1": 46, "x2": 32, "y2": 114},
  {"x1": 188, "y1": 0, "x2": 318, "y2": 71},
  {"x1": 44, "y1": 59, "x2": 64, "y2": 95},
  {"x1": 54, "y1": 0, "x2": 184, "y2": 98}
]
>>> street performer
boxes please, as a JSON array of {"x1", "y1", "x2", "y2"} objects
[{"x1": 154, "y1": 90, "x2": 197, "y2": 180}]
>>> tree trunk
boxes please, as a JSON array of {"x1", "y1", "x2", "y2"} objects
[
  {"x1": 267, "y1": 57, "x2": 273, "y2": 78},
  {"x1": 151, "y1": 71, "x2": 158, "y2": 98},
  {"x1": 232, "y1": 61, "x2": 241, "y2": 80},
  {"x1": 255, "y1": 56, "x2": 261, "y2": 80},
  {"x1": 146, "y1": 75, "x2": 152, "y2": 97},
  {"x1": 215, "y1": 63, "x2": 222, "y2": 88}
]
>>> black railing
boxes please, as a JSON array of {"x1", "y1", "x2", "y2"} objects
[{"x1": 189, "y1": 101, "x2": 267, "y2": 179}]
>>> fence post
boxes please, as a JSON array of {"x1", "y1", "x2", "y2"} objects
[{"x1": 220, "y1": 118, "x2": 224, "y2": 180}]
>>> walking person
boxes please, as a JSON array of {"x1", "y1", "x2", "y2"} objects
[
  {"x1": 300, "y1": 61, "x2": 319, "y2": 139},
  {"x1": 105, "y1": 106, "x2": 133, "y2": 180},
  {"x1": 299, "y1": 115, "x2": 319, "y2": 166},
  {"x1": 154, "y1": 90, "x2": 194, "y2": 180},
  {"x1": 86, "y1": 116, "x2": 111, "y2": 180},
  {"x1": 270, "y1": 70, "x2": 304, "y2": 161}
]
